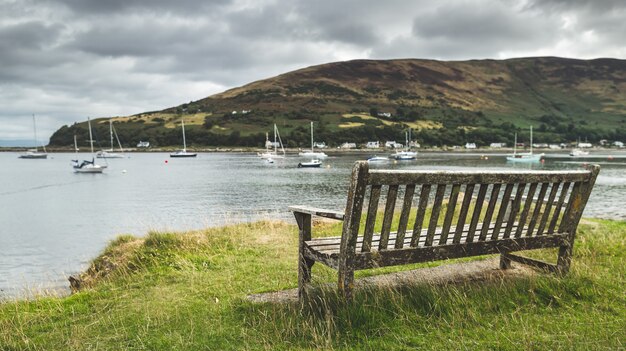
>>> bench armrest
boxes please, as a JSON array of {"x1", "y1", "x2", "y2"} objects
[{"x1": 289, "y1": 205, "x2": 345, "y2": 221}]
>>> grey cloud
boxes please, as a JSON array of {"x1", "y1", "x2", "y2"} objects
[
  {"x1": 1, "y1": 0, "x2": 624, "y2": 142},
  {"x1": 45, "y1": 0, "x2": 231, "y2": 16}
]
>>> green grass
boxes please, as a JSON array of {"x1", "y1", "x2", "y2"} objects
[{"x1": 1, "y1": 219, "x2": 624, "y2": 350}]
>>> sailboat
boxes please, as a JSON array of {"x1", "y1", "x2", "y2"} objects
[
  {"x1": 96, "y1": 119, "x2": 125, "y2": 158},
  {"x1": 258, "y1": 124, "x2": 285, "y2": 159},
  {"x1": 506, "y1": 126, "x2": 543, "y2": 163},
  {"x1": 170, "y1": 118, "x2": 197, "y2": 158},
  {"x1": 298, "y1": 122, "x2": 328, "y2": 158},
  {"x1": 570, "y1": 138, "x2": 589, "y2": 157},
  {"x1": 390, "y1": 128, "x2": 418, "y2": 160},
  {"x1": 72, "y1": 118, "x2": 105, "y2": 173},
  {"x1": 19, "y1": 114, "x2": 48, "y2": 159}
]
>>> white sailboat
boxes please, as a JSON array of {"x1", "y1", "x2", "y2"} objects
[
  {"x1": 570, "y1": 138, "x2": 589, "y2": 157},
  {"x1": 299, "y1": 121, "x2": 328, "y2": 158},
  {"x1": 506, "y1": 126, "x2": 542, "y2": 163},
  {"x1": 19, "y1": 114, "x2": 48, "y2": 159},
  {"x1": 298, "y1": 159, "x2": 322, "y2": 168},
  {"x1": 258, "y1": 124, "x2": 285, "y2": 159},
  {"x1": 96, "y1": 119, "x2": 125, "y2": 158},
  {"x1": 390, "y1": 128, "x2": 417, "y2": 160},
  {"x1": 72, "y1": 118, "x2": 105, "y2": 173},
  {"x1": 170, "y1": 118, "x2": 197, "y2": 158}
]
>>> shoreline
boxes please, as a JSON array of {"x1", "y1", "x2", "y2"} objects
[{"x1": 2, "y1": 146, "x2": 623, "y2": 154}]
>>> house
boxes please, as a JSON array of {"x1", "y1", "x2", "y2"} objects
[
  {"x1": 614, "y1": 141, "x2": 624, "y2": 148},
  {"x1": 578, "y1": 142, "x2": 593, "y2": 148},
  {"x1": 549, "y1": 144, "x2": 562, "y2": 149},
  {"x1": 377, "y1": 112, "x2": 392, "y2": 118},
  {"x1": 489, "y1": 142, "x2": 506, "y2": 148},
  {"x1": 339, "y1": 142, "x2": 356, "y2": 149},
  {"x1": 137, "y1": 141, "x2": 150, "y2": 148},
  {"x1": 366, "y1": 141, "x2": 380, "y2": 149},
  {"x1": 410, "y1": 141, "x2": 421, "y2": 148},
  {"x1": 385, "y1": 141, "x2": 403, "y2": 149},
  {"x1": 465, "y1": 143, "x2": 477, "y2": 149},
  {"x1": 313, "y1": 142, "x2": 327, "y2": 149}
]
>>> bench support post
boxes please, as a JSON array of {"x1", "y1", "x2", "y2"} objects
[
  {"x1": 556, "y1": 237, "x2": 573, "y2": 275},
  {"x1": 499, "y1": 252, "x2": 512, "y2": 269},
  {"x1": 294, "y1": 212, "x2": 314, "y2": 299}
]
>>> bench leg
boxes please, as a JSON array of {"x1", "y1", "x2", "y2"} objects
[
  {"x1": 294, "y1": 212, "x2": 313, "y2": 300},
  {"x1": 298, "y1": 254, "x2": 315, "y2": 298},
  {"x1": 556, "y1": 242, "x2": 573, "y2": 275},
  {"x1": 338, "y1": 268, "x2": 354, "y2": 301},
  {"x1": 500, "y1": 252, "x2": 512, "y2": 269}
]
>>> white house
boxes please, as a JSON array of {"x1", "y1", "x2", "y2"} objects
[
  {"x1": 385, "y1": 141, "x2": 403, "y2": 149},
  {"x1": 614, "y1": 141, "x2": 624, "y2": 148},
  {"x1": 313, "y1": 142, "x2": 327, "y2": 149},
  {"x1": 465, "y1": 143, "x2": 477, "y2": 149},
  {"x1": 489, "y1": 142, "x2": 506, "y2": 148},
  {"x1": 366, "y1": 141, "x2": 380, "y2": 149},
  {"x1": 578, "y1": 142, "x2": 593, "y2": 148},
  {"x1": 137, "y1": 141, "x2": 150, "y2": 148},
  {"x1": 339, "y1": 142, "x2": 356, "y2": 149}
]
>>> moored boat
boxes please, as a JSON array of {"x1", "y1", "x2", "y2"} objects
[{"x1": 298, "y1": 159, "x2": 322, "y2": 168}]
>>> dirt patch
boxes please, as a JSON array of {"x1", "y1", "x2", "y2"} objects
[{"x1": 247, "y1": 257, "x2": 536, "y2": 303}]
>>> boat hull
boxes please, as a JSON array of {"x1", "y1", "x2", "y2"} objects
[
  {"x1": 506, "y1": 154, "x2": 542, "y2": 163},
  {"x1": 19, "y1": 153, "x2": 47, "y2": 159},
  {"x1": 170, "y1": 153, "x2": 197, "y2": 158}
]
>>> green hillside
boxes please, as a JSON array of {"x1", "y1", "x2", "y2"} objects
[{"x1": 49, "y1": 57, "x2": 626, "y2": 149}]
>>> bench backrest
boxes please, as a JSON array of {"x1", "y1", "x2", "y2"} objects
[{"x1": 339, "y1": 162, "x2": 600, "y2": 256}]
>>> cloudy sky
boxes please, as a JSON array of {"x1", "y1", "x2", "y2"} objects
[{"x1": 1, "y1": 0, "x2": 624, "y2": 144}]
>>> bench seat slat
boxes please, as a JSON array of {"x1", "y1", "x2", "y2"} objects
[{"x1": 306, "y1": 222, "x2": 529, "y2": 253}]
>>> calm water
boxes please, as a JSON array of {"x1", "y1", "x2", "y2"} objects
[{"x1": 1, "y1": 151, "x2": 625, "y2": 298}]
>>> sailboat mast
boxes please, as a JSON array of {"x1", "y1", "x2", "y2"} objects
[
  {"x1": 274, "y1": 124, "x2": 277, "y2": 154},
  {"x1": 88, "y1": 117, "x2": 94, "y2": 154},
  {"x1": 530, "y1": 125, "x2": 533, "y2": 155},
  {"x1": 182, "y1": 118, "x2": 187, "y2": 151},
  {"x1": 513, "y1": 133, "x2": 517, "y2": 155},
  {"x1": 32, "y1": 114, "x2": 38, "y2": 151},
  {"x1": 109, "y1": 119, "x2": 114, "y2": 149},
  {"x1": 310, "y1": 121, "x2": 314, "y2": 151}
]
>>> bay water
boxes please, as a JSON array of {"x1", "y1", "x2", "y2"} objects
[{"x1": 1, "y1": 151, "x2": 625, "y2": 298}]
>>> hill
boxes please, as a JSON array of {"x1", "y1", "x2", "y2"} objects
[{"x1": 49, "y1": 57, "x2": 626, "y2": 148}]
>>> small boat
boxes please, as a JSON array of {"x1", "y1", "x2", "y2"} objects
[
  {"x1": 19, "y1": 115, "x2": 48, "y2": 159},
  {"x1": 391, "y1": 151, "x2": 418, "y2": 160},
  {"x1": 73, "y1": 118, "x2": 105, "y2": 173},
  {"x1": 258, "y1": 124, "x2": 285, "y2": 159},
  {"x1": 390, "y1": 129, "x2": 417, "y2": 160},
  {"x1": 266, "y1": 157, "x2": 275, "y2": 164},
  {"x1": 299, "y1": 122, "x2": 328, "y2": 158},
  {"x1": 569, "y1": 148, "x2": 589, "y2": 157},
  {"x1": 97, "y1": 118, "x2": 125, "y2": 158},
  {"x1": 298, "y1": 159, "x2": 322, "y2": 168},
  {"x1": 367, "y1": 156, "x2": 388, "y2": 162},
  {"x1": 170, "y1": 118, "x2": 197, "y2": 158},
  {"x1": 506, "y1": 126, "x2": 542, "y2": 163}
]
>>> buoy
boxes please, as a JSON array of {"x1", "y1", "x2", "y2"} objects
[
  {"x1": 608, "y1": 155, "x2": 614, "y2": 160},
  {"x1": 165, "y1": 160, "x2": 168, "y2": 163},
  {"x1": 122, "y1": 169, "x2": 127, "y2": 173}
]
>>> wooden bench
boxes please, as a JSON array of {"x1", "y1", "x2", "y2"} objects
[{"x1": 290, "y1": 161, "x2": 600, "y2": 300}]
